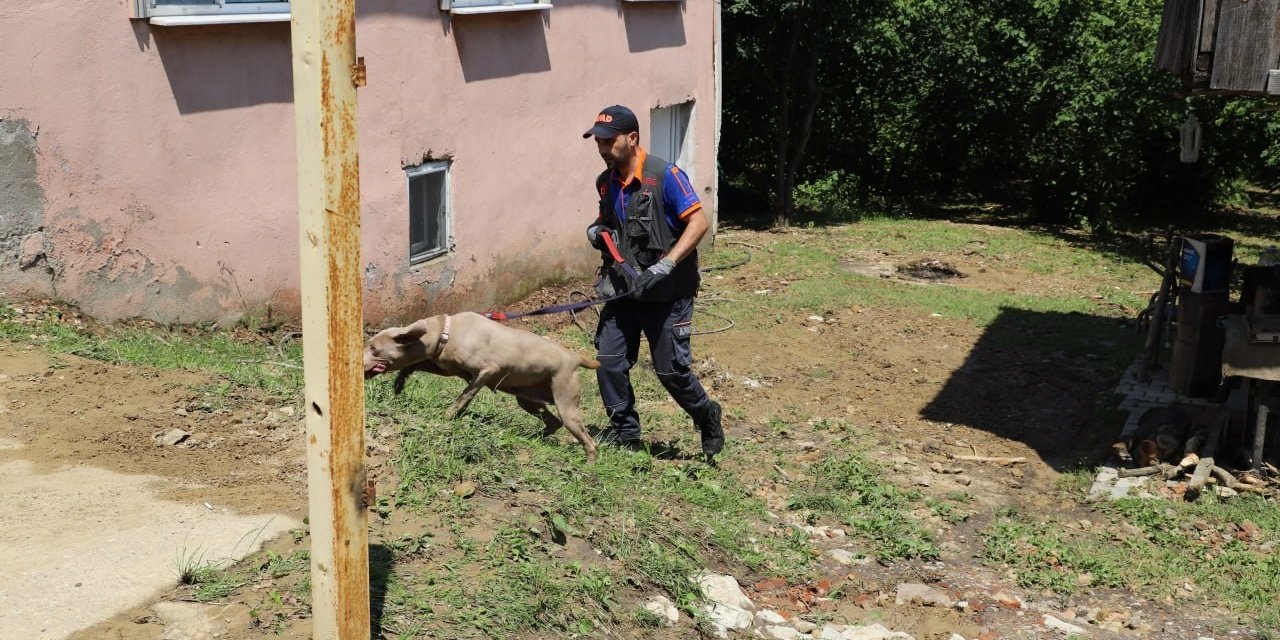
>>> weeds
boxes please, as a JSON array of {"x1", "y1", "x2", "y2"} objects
[
  {"x1": 788, "y1": 449, "x2": 938, "y2": 560},
  {"x1": 983, "y1": 496, "x2": 1280, "y2": 630},
  {"x1": 6, "y1": 213, "x2": 1278, "y2": 636}
]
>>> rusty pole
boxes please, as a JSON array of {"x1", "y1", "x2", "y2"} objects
[{"x1": 290, "y1": 0, "x2": 370, "y2": 638}]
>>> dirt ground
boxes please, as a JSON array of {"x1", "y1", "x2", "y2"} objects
[{"x1": 1, "y1": 224, "x2": 1263, "y2": 639}]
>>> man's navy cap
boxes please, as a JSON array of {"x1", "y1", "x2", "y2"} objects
[{"x1": 583, "y1": 105, "x2": 639, "y2": 139}]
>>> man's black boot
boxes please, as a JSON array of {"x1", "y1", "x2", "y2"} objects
[
  {"x1": 697, "y1": 400, "x2": 725, "y2": 458},
  {"x1": 597, "y1": 427, "x2": 646, "y2": 452}
]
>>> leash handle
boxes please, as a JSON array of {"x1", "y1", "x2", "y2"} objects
[{"x1": 600, "y1": 231, "x2": 639, "y2": 278}]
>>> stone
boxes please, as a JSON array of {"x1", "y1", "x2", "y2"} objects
[
  {"x1": 153, "y1": 601, "x2": 242, "y2": 640},
  {"x1": 835, "y1": 623, "x2": 915, "y2": 639},
  {"x1": 894, "y1": 582, "x2": 954, "y2": 608},
  {"x1": 702, "y1": 602, "x2": 753, "y2": 637},
  {"x1": 695, "y1": 572, "x2": 755, "y2": 611},
  {"x1": 452, "y1": 481, "x2": 476, "y2": 498},
  {"x1": 1043, "y1": 614, "x2": 1087, "y2": 635},
  {"x1": 992, "y1": 592, "x2": 1022, "y2": 609},
  {"x1": 19, "y1": 232, "x2": 45, "y2": 268},
  {"x1": 1241, "y1": 520, "x2": 1261, "y2": 541},
  {"x1": 643, "y1": 595, "x2": 678, "y2": 626},
  {"x1": 757, "y1": 609, "x2": 789, "y2": 624},
  {"x1": 826, "y1": 548, "x2": 859, "y2": 565},
  {"x1": 763, "y1": 625, "x2": 807, "y2": 640},
  {"x1": 157, "y1": 428, "x2": 190, "y2": 446},
  {"x1": 801, "y1": 525, "x2": 847, "y2": 540},
  {"x1": 794, "y1": 619, "x2": 818, "y2": 633}
]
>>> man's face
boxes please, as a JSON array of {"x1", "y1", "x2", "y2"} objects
[{"x1": 595, "y1": 131, "x2": 637, "y2": 171}]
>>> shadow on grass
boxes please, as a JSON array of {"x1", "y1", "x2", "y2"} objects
[
  {"x1": 369, "y1": 544, "x2": 392, "y2": 638},
  {"x1": 583, "y1": 423, "x2": 706, "y2": 461},
  {"x1": 920, "y1": 306, "x2": 1141, "y2": 471}
]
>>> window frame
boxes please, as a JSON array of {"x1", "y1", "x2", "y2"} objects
[
  {"x1": 132, "y1": 0, "x2": 290, "y2": 22},
  {"x1": 406, "y1": 160, "x2": 453, "y2": 266},
  {"x1": 650, "y1": 101, "x2": 696, "y2": 185},
  {"x1": 438, "y1": 0, "x2": 553, "y2": 15}
]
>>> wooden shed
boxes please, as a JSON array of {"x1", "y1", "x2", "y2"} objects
[{"x1": 1155, "y1": 0, "x2": 1280, "y2": 96}]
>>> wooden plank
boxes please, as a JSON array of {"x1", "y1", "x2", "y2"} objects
[
  {"x1": 1210, "y1": 0, "x2": 1280, "y2": 92},
  {"x1": 1195, "y1": 0, "x2": 1220, "y2": 85},
  {"x1": 1156, "y1": 0, "x2": 1204, "y2": 74},
  {"x1": 1252, "y1": 403, "x2": 1269, "y2": 472},
  {"x1": 290, "y1": 0, "x2": 371, "y2": 638},
  {"x1": 1188, "y1": 456, "x2": 1216, "y2": 493},
  {"x1": 1200, "y1": 0, "x2": 1220, "y2": 55}
]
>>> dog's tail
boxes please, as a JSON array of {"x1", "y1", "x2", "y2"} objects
[{"x1": 580, "y1": 355, "x2": 601, "y2": 370}]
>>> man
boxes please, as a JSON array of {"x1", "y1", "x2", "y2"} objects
[{"x1": 582, "y1": 104, "x2": 725, "y2": 460}]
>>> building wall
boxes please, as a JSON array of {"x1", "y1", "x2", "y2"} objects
[{"x1": 0, "y1": 1, "x2": 717, "y2": 325}]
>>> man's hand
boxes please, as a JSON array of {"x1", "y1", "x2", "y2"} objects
[
  {"x1": 629, "y1": 257, "x2": 676, "y2": 298},
  {"x1": 587, "y1": 225, "x2": 610, "y2": 251}
]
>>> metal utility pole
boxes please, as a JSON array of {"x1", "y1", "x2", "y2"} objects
[{"x1": 290, "y1": 0, "x2": 370, "y2": 637}]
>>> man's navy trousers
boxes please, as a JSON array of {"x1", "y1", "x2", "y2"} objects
[{"x1": 593, "y1": 296, "x2": 713, "y2": 440}]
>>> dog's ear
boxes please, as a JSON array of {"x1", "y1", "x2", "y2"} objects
[{"x1": 393, "y1": 319, "x2": 432, "y2": 343}]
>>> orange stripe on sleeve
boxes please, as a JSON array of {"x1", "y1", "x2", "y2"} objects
[
  {"x1": 670, "y1": 166, "x2": 694, "y2": 197},
  {"x1": 678, "y1": 202, "x2": 702, "y2": 220}
]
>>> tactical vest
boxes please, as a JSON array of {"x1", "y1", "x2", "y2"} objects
[{"x1": 595, "y1": 154, "x2": 700, "y2": 302}]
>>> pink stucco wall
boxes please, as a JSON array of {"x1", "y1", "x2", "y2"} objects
[{"x1": 0, "y1": 1, "x2": 718, "y2": 325}]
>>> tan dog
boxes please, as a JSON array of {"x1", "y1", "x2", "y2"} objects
[{"x1": 363, "y1": 312, "x2": 599, "y2": 462}]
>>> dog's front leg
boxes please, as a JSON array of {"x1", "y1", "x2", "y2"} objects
[{"x1": 448, "y1": 367, "x2": 497, "y2": 418}]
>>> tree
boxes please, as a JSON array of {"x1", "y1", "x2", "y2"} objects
[
  {"x1": 720, "y1": 0, "x2": 1280, "y2": 230},
  {"x1": 722, "y1": 1, "x2": 882, "y2": 227}
]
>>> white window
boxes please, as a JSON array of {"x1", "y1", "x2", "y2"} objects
[
  {"x1": 651, "y1": 101, "x2": 695, "y2": 184},
  {"x1": 407, "y1": 161, "x2": 452, "y2": 265},
  {"x1": 133, "y1": 0, "x2": 290, "y2": 25},
  {"x1": 439, "y1": 0, "x2": 552, "y2": 15}
]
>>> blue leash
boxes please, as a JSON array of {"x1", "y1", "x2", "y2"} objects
[
  {"x1": 483, "y1": 289, "x2": 631, "y2": 322},
  {"x1": 486, "y1": 231, "x2": 642, "y2": 322}
]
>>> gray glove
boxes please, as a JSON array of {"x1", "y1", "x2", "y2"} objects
[
  {"x1": 629, "y1": 257, "x2": 676, "y2": 298},
  {"x1": 587, "y1": 224, "x2": 608, "y2": 250}
]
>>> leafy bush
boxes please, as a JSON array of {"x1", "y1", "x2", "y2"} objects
[{"x1": 721, "y1": 0, "x2": 1280, "y2": 228}]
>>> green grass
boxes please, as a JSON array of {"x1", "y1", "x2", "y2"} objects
[
  {"x1": 373, "y1": 375, "x2": 820, "y2": 634},
  {"x1": 787, "y1": 448, "x2": 938, "y2": 560},
  {"x1": 0, "y1": 305, "x2": 302, "y2": 393},
  {"x1": 6, "y1": 212, "x2": 1270, "y2": 637},
  {"x1": 982, "y1": 496, "x2": 1280, "y2": 632}
]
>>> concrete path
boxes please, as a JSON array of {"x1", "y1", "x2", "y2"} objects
[{"x1": 0, "y1": 439, "x2": 300, "y2": 640}]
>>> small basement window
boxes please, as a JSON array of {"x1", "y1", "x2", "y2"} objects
[
  {"x1": 133, "y1": 0, "x2": 290, "y2": 25},
  {"x1": 407, "y1": 161, "x2": 452, "y2": 265}
]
